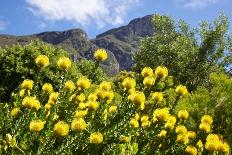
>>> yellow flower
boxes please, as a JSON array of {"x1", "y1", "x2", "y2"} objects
[
  {"x1": 130, "y1": 118, "x2": 139, "y2": 128},
  {"x1": 10, "y1": 108, "x2": 20, "y2": 117},
  {"x1": 22, "y1": 96, "x2": 41, "y2": 110},
  {"x1": 21, "y1": 79, "x2": 33, "y2": 90},
  {"x1": 88, "y1": 94, "x2": 98, "y2": 101},
  {"x1": 64, "y1": 80, "x2": 75, "y2": 92},
  {"x1": 75, "y1": 93, "x2": 86, "y2": 103},
  {"x1": 103, "y1": 91, "x2": 114, "y2": 103},
  {"x1": 57, "y1": 57, "x2": 72, "y2": 70},
  {"x1": 122, "y1": 77, "x2": 136, "y2": 91},
  {"x1": 217, "y1": 142, "x2": 230, "y2": 153},
  {"x1": 134, "y1": 113, "x2": 140, "y2": 121},
  {"x1": 158, "y1": 130, "x2": 167, "y2": 138},
  {"x1": 175, "y1": 85, "x2": 188, "y2": 96},
  {"x1": 78, "y1": 102, "x2": 87, "y2": 110},
  {"x1": 29, "y1": 120, "x2": 46, "y2": 132},
  {"x1": 19, "y1": 89, "x2": 26, "y2": 97},
  {"x1": 109, "y1": 106, "x2": 117, "y2": 113},
  {"x1": 77, "y1": 77, "x2": 91, "y2": 90},
  {"x1": 53, "y1": 121, "x2": 69, "y2": 136},
  {"x1": 74, "y1": 110, "x2": 88, "y2": 118},
  {"x1": 164, "y1": 122, "x2": 175, "y2": 130},
  {"x1": 201, "y1": 115, "x2": 213, "y2": 125},
  {"x1": 205, "y1": 141, "x2": 219, "y2": 152},
  {"x1": 129, "y1": 91, "x2": 146, "y2": 110},
  {"x1": 178, "y1": 110, "x2": 189, "y2": 120},
  {"x1": 71, "y1": 118, "x2": 87, "y2": 132},
  {"x1": 141, "y1": 67, "x2": 153, "y2": 77},
  {"x1": 94, "y1": 49, "x2": 107, "y2": 61},
  {"x1": 153, "y1": 108, "x2": 170, "y2": 122},
  {"x1": 35, "y1": 55, "x2": 49, "y2": 68},
  {"x1": 45, "y1": 103, "x2": 52, "y2": 110},
  {"x1": 187, "y1": 131, "x2": 196, "y2": 139},
  {"x1": 49, "y1": 92, "x2": 59, "y2": 102},
  {"x1": 196, "y1": 140, "x2": 204, "y2": 150},
  {"x1": 199, "y1": 123, "x2": 211, "y2": 133},
  {"x1": 42, "y1": 83, "x2": 53, "y2": 93},
  {"x1": 185, "y1": 146, "x2": 197, "y2": 155},
  {"x1": 143, "y1": 76, "x2": 155, "y2": 87},
  {"x1": 121, "y1": 136, "x2": 131, "y2": 143},
  {"x1": 166, "y1": 115, "x2": 176, "y2": 124},
  {"x1": 89, "y1": 132, "x2": 103, "y2": 144},
  {"x1": 151, "y1": 92, "x2": 163, "y2": 102},
  {"x1": 99, "y1": 81, "x2": 112, "y2": 91},
  {"x1": 155, "y1": 66, "x2": 168, "y2": 79},
  {"x1": 141, "y1": 115, "x2": 150, "y2": 127},
  {"x1": 87, "y1": 101, "x2": 99, "y2": 110},
  {"x1": 175, "y1": 125, "x2": 188, "y2": 134},
  {"x1": 176, "y1": 134, "x2": 189, "y2": 144}
]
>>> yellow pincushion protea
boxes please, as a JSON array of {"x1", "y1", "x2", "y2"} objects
[
  {"x1": 151, "y1": 92, "x2": 163, "y2": 102},
  {"x1": 141, "y1": 67, "x2": 153, "y2": 77},
  {"x1": 94, "y1": 49, "x2": 107, "y2": 62},
  {"x1": 122, "y1": 77, "x2": 136, "y2": 91},
  {"x1": 205, "y1": 134, "x2": 221, "y2": 152},
  {"x1": 175, "y1": 125, "x2": 188, "y2": 134},
  {"x1": 103, "y1": 91, "x2": 114, "y2": 103},
  {"x1": 21, "y1": 79, "x2": 34, "y2": 90},
  {"x1": 29, "y1": 120, "x2": 46, "y2": 132},
  {"x1": 35, "y1": 55, "x2": 49, "y2": 68},
  {"x1": 75, "y1": 93, "x2": 86, "y2": 103},
  {"x1": 87, "y1": 101, "x2": 99, "y2": 110},
  {"x1": 74, "y1": 110, "x2": 88, "y2": 118},
  {"x1": 129, "y1": 91, "x2": 146, "y2": 110},
  {"x1": 155, "y1": 66, "x2": 168, "y2": 79},
  {"x1": 42, "y1": 83, "x2": 53, "y2": 93},
  {"x1": 99, "y1": 81, "x2": 112, "y2": 91},
  {"x1": 187, "y1": 131, "x2": 196, "y2": 139},
  {"x1": 176, "y1": 134, "x2": 189, "y2": 144},
  {"x1": 22, "y1": 96, "x2": 41, "y2": 110},
  {"x1": 143, "y1": 76, "x2": 155, "y2": 87},
  {"x1": 130, "y1": 118, "x2": 139, "y2": 128},
  {"x1": 88, "y1": 94, "x2": 98, "y2": 101},
  {"x1": 175, "y1": 85, "x2": 188, "y2": 96},
  {"x1": 10, "y1": 108, "x2": 20, "y2": 117},
  {"x1": 178, "y1": 110, "x2": 189, "y2": 120},
  {"x1": 201, "y1": 115, "x2": 213, "y2": 125},
  {"x1": 158, "y1": 130, "x2": 167, "y2": 138},
  {"x1": 64, "y1": 80, "x2": 75, "y2": 92},
  {"x1": 49, "y1": 92, "x2": 59, "y2": 102},
  {"x1": 109, "y1": 105, "x2": 117, "y2": 113},
  {"x1": 199, "y1": 122, "x2": 211, "y2": 133},
  {"x1": 153, "y1": 108, "x2": 170, "y2": 122},
  {"x1": 71, "y1": 118, "x2": 87, "y2": 132},
  {"x1": 217, "y1": 141, "x2": 230, "y2": 153},
  {"x1": 164, "y1": 115, "x2": 176, "y2": 130},
  {"x1": 57, "y1": 57, "x2": 72, "y2": 70},
  {"x1": 141, "y1": 115, "x2": 150, "y2": 127},
  {"x1": 185, "y1": 146, "x2": 197, "y2": 155},
  {"x1": 89, "y1": 132, "x2": 103, "y2": 144},
  {"x1": 77, "y1": 77, "x2": 91, "y2": 90},
  {"x1": 53, "y1": 121, "x2": 69, "y2": 136}
]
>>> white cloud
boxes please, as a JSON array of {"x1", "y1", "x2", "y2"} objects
[
  {"x1": 26, "y1": 0, "x2": 140, "y2": 28},
  {"x1": 176, "y1": 0, "x2": 219, "y2": 9},
  {"x1": 0, "y1": 20, "x2": 6, "y2": 31}
]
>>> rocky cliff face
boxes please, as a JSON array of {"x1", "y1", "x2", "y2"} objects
[{"x1": 0, "y1": 15, "x2": 154, "y2": 74}]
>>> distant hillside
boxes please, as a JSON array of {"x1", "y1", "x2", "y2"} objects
[{"x1": 0, "y1": 15, "x2": 154, "y2": 74}]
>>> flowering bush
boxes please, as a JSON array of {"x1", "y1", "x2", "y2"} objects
[{"x1": 0, "y1": 49, "x2": 230, "y2": 155}]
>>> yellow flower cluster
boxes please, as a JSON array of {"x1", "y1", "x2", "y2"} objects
[
  {"x1": 120, "y1": 136, "x2": 131, "y2": 143},
  {"x1": 57, "y1": 57, "x2": 72, "y2": 70},
  {"x1": 153, "y1": 108, "x2": 170, "y2": 122},
  {"x1": 99, "y1": 81, "x2": 112, "y2": 91},
  {"x1": 10, "y1": 108, "x2": 20, "y2": 117},
  {"x1": 21, "y1": 79, "x2": 34, "y2": 90},
  {"x1": 89, "y1": 132, "x2": 103, "y2": 144},
  {"x1": 141, "y1": 67, "x2": 153, "y2": 77},
  {"x1": 71, "y1": 118, "x2": 87, "y2": 132},
  {"x1": 199, "y1": 115, "x2": 213, "y2": 133},
  {"x1": 164, "y1": 115, "x2": 176, "y2": 130},
  {"x1": 128, "y1": 91, "x2": 146, "y2": 110},
  {"x1": 42, "y1": 83, "x2": 53, "y2": 93},
  {"x1": 158, "y1": 130, "x2": 167, "y2": 138},
  {"x1": 178, "y1": 110, "x2": 189, "y2": 120},
  {"x1": 94, "y1": 49, "x2": 108, "y2": 62},
  {"x1": 122, "y1": 77, "x2": 136, "y2": 91},
  {"x1": 64, "y1": 80, "x2": 75, "y2": 92},
  {"x1": 175, "y1": 85, "x2": 188, "y2": 96},
  {"x1": 77, "y1": 77, "x2": 91, "y2": 90},
  {"x1": 53, "y1": 121, "x2": 69, "y2": 136},
  {"x1": 140, "y1": 115, "x2": 150, "y2": 127},
  {"x1": 143, "y1": 76, "x2": 155, "y2": 87},
  {"x1": 155, "y1": 66, "x2": 168, "y2": 79},
  {"x1": 22, "y1": 96, "x2": 41, "y2": 110},
  {"x1": 205, "y1": 134, "x2": 230, "y2": 153},
  {"x1": 35, "y1": 55, "x2": 49, "y2": 68},
  {"x1": 29, "y1": 120, "x2": 46, "y2": 132},
  {"x1": 151, "y1": 92, "x2": 163, "y2": 102},
  {"x1": 185, "y1": 146, "x2": 197, "y2": 155}
]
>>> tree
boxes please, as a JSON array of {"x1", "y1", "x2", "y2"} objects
[{"x1": 133, "y1": 13, "x2": 232, "y2": 90}]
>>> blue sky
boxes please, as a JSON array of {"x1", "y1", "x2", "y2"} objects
[{"x1": 0, "y1": 0, "x2": 231, "y2": 38}]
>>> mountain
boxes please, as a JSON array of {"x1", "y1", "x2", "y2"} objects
[{"x1": 0, "y1": 15, "x2": 154, "y2": 74}]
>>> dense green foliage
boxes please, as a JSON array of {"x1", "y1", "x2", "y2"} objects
[{"x1": 133, "y1": 14, "x2": 232, "y2": 90}]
